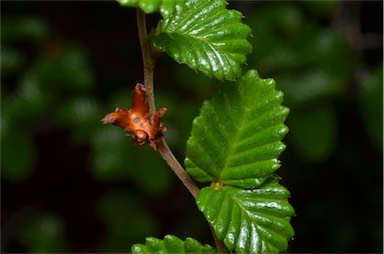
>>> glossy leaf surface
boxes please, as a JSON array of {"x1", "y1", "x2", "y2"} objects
[
  {"x1": 117, "y1": 0, "x2": 184, "y2": 19},
  {"x1": 150, "y1": 0, "x2": 252, "y2": 81},
  {"x1": 185, "y1": 70, "x2": 289, "y2": 189},
  {"x1": 197, "y1": 175, "x2": 294, "y2": 254},
  {"x1": 132, "y1": 235, "x2": 216, "y2": 253}
]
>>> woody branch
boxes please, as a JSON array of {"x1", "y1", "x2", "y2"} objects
[{"x1": 136, "y1": 8, "x2": 199, "y2": 199}]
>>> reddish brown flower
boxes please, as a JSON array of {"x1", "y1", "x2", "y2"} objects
[{"x1": 101, "y1": 83, "x2": 167, "y2": 150}]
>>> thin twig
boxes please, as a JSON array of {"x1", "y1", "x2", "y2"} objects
[
  {"x1": 136, "y1": 8, "x2": 200, "y2": 199},
  {"x1": 136, "y1": 8, "x2": 156, "y2": 117},
  {"x1": 136, "y1": 8, "x2": 227, "y2": 253},
  {"x1": 157, "y1": 141, "x2": 199, "y2": 198}
]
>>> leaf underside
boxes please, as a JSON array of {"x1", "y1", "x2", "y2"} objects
[
  {"x1": 117, "y1": 0, "x2": 185, "y2": 19},
  {"x1": 150, "y1": 0, "x2": 252, "y2": 81},
  {"x1": 131, "y1": 235, "x2": 216, "y2": 254},
  {"x1": 197, "y1": 175, "x2": 294, "y2": 254},
  {"x1": 185, "y1": 70, "x2": 289, "y2": 190}
]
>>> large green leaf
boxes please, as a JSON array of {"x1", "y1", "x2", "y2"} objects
[
  {"x1": 117, "y1": 0, "x2": 185, "y2": 19},
  {"x1": 185, "y1": 70, "x2": 289, "y2": 189},
  {"x1": 150, "y1": 0, "x2": 252, "y2": 81},
  {"x1": 197, "y1": 175, "x2": 294, "y2": 254},
  {"x1": 131, "y1": 235, "x2": 216, "y2": 253}
]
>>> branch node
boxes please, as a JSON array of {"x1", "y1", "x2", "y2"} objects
[{"x1": 136, "y1": 7, "x2": 199, "y2": 199}]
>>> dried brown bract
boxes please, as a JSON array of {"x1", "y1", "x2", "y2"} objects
[{"x1": 101, "y1": 83, "x2": 167, "y2": 150}]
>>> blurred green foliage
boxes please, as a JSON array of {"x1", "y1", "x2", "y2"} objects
[
  {"x1": 1, "y1": 14, "x2": 175, "y2": 252},
  {"x1": 97, "y1": 190, "x2": 159, "y2": 252},
  {"x1": 246, "y1": 2, "x2": 360, "y2": 163},
  {"x1": 1, "y1": 1, "x2": 382, "y2": 253},
  {"x1": 90, "y1": 127, "x2": 172, "y2": 195},
  {"x1": 359, "y1": 65, "x2": 383, "y2": 150},
  {"x1": 17, "y1": 212, "x2": 67, "y2": 253}
]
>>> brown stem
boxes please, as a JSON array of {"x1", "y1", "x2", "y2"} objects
[
  {"x1": 210, "y1": 226, "x2": 229, "y2": 253},
  {"x1": 136, "y1": 8, "x2": 227, "y2": 253},
  {"x1": 136, "y1": 8, "x2": 199, "y2": 199},
  {"x1": 157, "y1": 141, "x2": 199, "y2": 199},
  {"x1": 136, "y1": 8, "x2": 155, "y2": 116}
]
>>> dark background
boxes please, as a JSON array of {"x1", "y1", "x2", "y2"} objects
[{"x1": 1, "y1": 1, "x2": 383, "y2": 253}]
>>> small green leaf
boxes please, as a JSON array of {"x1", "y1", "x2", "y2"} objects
[
  {"x1": 185, "y1": 70, "x2": 289, "y2": 189},
  {"x1": 150, "y1": 0, "x2": 252, "y2": 81},
  {"x1": 197, "y1": 175, "x2": 295, "y2": 254},
  {"x1": 131, "y1": 235, "x2": 216, "y2": 253},
  {"x1": 117, "y1": 0, "x2": 184, "y2": 19}
]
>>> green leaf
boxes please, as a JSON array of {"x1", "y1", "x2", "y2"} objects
[
  {"x1": 117, "y1": 0, "x2": 185, "y2": 19},
  {"x1": 132, "y1": 235, "x2": 216, "y2": 253},
  {"x1": 197, "y1": 175, "x2": 294, "y2": 254},
  {"x1": 150, "y1": 0, "x2": 252, "y2": 81},
  {"x1": 185, "y1": 70, "x2": 289, "y2": 189}
]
